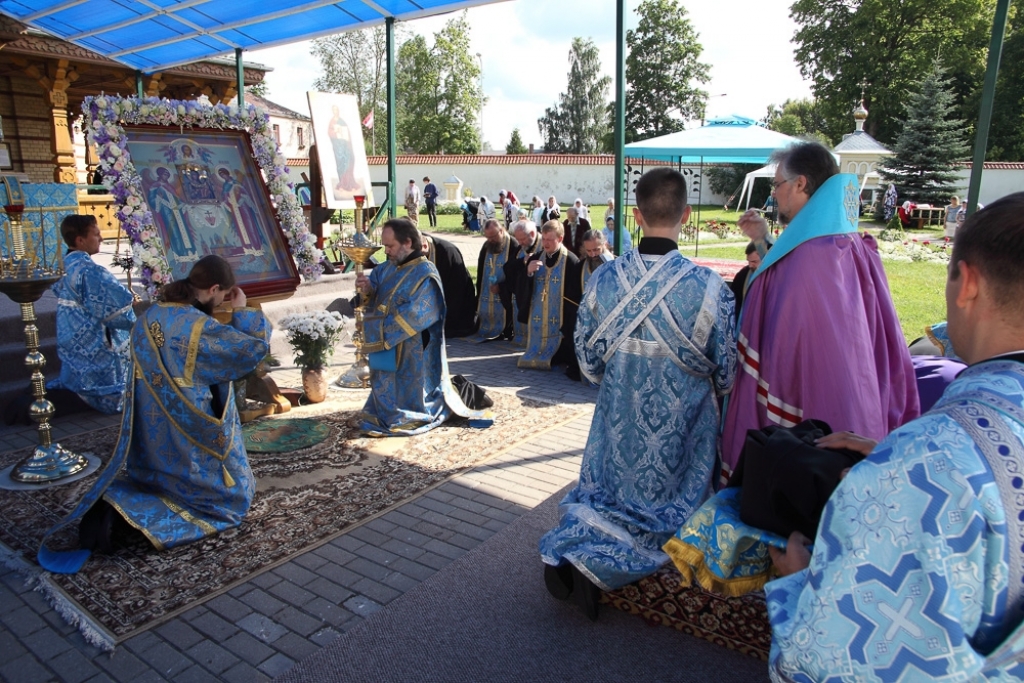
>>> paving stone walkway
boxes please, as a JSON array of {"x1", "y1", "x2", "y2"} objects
[{"x1": 0, "y1": 337, "x2": 595, "y2": 683}]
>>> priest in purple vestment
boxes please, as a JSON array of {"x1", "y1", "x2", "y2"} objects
[{"x1": 721, "y1": 142, "x2": 919, "y2": 479}]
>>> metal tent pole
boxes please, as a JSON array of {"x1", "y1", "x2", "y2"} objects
[
  {"x1": 235, "y1": 48, "x2": 244, "y2": 108},
  {"x1": 966, "y1": 0, "x2": 1010, "y2": 217},
  {"x1": 386, "y1": 17, "x2": 398, "y2": 218},
  {"x1": 613, "y1": 0, "x2": 626, "y2": 256}
]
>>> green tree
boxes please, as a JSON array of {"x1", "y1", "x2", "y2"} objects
[
  {"x1": 537, "y1": 38, "x2": 611, "y2": 153},
  {"x1": 506, "y1": 128, "x2": 528, "y2": 154},
  {"x1": 311, "y1": 27, "x2": 388, "y2": 153},
  {"x1": 763, "y1": 98, "x2": 833, "y2": 146},
  {"x1": 879, "y1": 62, "x2": 970, "y2": 205},
  {"x1": 395, "y1": 14, "x2": 481, "y2": 154},
  {"x1": 790, "y1": 0, "x2": 992, "y2": 146},
  {"x1": 625, "y1": 0, "x2": 710, "y2": 143},
  {"x1": 986, "y1": 10, "x2": 1024, "y2": 160}
]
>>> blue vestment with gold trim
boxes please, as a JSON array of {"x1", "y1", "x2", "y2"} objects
[
  {"x1": 358, "y1": 256, "x2": 450, "y2": 436},
  {"x1": 518, "y1": 246, "x2": 570, "y2": 369},
  {"x1": 38, "y1": 303, "x2": 269, "y2": 572}
]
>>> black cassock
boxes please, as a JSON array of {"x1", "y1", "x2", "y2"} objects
[{"x1": 423, "y1": 233, "x2": 479, "y2": 338}]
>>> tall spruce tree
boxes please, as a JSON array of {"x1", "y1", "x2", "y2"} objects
[
  {"x1": 537, "y1": 38, "x2": 610, "y2": 153},
  {"x1": 506, "y1": 128, "x2": 528, "y2": 155},
  {"x1": 879, "y1": 63, "x2": 969, "y2": 205}
]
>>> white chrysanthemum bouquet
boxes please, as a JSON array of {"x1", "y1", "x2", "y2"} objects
[{"x1": 278, "y1": 311, "x2": 348, "y2": 370}]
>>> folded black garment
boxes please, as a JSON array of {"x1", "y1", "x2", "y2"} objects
[{"x1": 728, "y1": 419, "x2": 865, "y2": 539}]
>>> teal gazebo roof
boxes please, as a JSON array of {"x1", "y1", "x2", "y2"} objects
[
  {"x1": 624, "y1": 115, "x2": 803, "y2": 164},
  {"x1": 0, "y1": 0, "x2": 508, "y2": 72}
]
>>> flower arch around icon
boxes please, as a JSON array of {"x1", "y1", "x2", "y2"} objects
[{"x1": 83, "y1": 94, "x2": 323, "y2": 297}]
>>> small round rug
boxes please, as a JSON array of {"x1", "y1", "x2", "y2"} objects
[{"x1": 243, "y1": 418, "x2": 331, "y2": 453}]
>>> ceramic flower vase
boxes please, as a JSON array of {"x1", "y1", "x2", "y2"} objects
[{"x1": 301, "y1": 367, "x2": 328, "y2": 403}]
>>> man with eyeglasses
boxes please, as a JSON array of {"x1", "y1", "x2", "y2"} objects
[{"x1": 720, "y1": 141, "x2": 919, "y2": 482}]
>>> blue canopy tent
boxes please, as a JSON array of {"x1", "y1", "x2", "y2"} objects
[
  {"x1": 624, "y1": 115, "x2": 802, "y2": 164},
  {"x1": 0, "y1": 0, "x2": 506, "y2": 72},
  {"x1": 624, "y1": 115, "x2": 803, "y2": 252},
  {"x1": 0, "y1": 0, "x2": 510, "y2": 215}
]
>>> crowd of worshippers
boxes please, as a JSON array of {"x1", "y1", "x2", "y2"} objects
[{"x1": 20, "y1": 140, "x2": 1024, "y2": 681}]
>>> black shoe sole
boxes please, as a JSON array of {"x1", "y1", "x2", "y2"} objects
[{"x1": 544, "y1": 563, "x2": 573, "y2": 600}]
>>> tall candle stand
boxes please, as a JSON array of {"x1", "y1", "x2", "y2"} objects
[
  {"x1": 0, "y1": 175, "x2": 88, "y2": 483},
  {"x1": 335, "y1": 195, "x2": 381, "y2": 389}
]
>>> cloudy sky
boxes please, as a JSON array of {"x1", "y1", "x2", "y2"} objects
[{"x1": 249, "y1": 0, "x2": 814, "y2": 150}]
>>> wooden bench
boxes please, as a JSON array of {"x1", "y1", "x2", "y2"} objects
[{"x1": 910, "y1": 207, "x2": 946, "y2": 229}]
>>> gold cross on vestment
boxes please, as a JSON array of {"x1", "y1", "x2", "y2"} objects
[
  {"x1": 149, "y1": 322, "x2": 165, "y2": 348},
  {"x1": 171, "y1": 336, "x2": 190, "y2": 356}
]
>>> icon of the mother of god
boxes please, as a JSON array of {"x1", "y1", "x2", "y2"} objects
[{"x1": 327, "y1": 105, "x2": 361, "y2": 195}]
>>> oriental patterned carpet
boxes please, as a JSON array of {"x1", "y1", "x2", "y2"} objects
[
  {"x1": 603, "y1": 566, "x2": 772, "y2": 660},
  {"x1": 0, "y1": 392, "x2": 583, "y2": 648}
]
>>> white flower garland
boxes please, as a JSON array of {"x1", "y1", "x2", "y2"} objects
[{"x1": 83, "y1": 94, "x2": 323, "y2": 296}]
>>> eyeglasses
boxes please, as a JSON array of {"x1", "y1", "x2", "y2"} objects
[{"x1": 771, "y1": 178, "x2": 792, "y2": 190}]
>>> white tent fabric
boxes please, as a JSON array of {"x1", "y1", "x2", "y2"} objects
[
  {"x1": 734, "y1": 150, "x2": 846, "y2": 210},
  {"x1": 736, "y1": 164, "x2": 777, "y2": 210}
]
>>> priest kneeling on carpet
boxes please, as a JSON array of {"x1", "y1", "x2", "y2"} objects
[
  {"x1": 539, "y1": 167, "x2": 737, "y2": 620},
  {"x1": 354, "y1": 217, "x2": 489, "y2": 437},
  {"x1": 766, "y1": 193, "x2": 1024, "y2": 682},
  {"x1": 38, "y1": 255, "x2": 270, "y2": 573}
]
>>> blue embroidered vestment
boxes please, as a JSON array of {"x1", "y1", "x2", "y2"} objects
[
  {"x1": 49, "y1": 250, "x2": 136, "y2": 413},
  {"x1": 767, "y1": 361, "x2": 1024, "y2": 682},
  {"x1": 539, "y1": 249, "x2": 737, "y2": 590}
]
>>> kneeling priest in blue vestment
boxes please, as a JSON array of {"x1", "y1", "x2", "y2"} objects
[
  {"x1": 539, "y1": 168, "x2": 737, "y2": 619},
  {"x1": 767, "y1": 193, "x2": 1024, "y2": 682},
  {"x1": 355, "y1": 218, "x2": 488, "y2": 437},
  {"x1": 38, "y1": 255, "x2": 270, "y2": 573}
]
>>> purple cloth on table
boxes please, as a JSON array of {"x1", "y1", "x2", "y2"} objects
[
  {"x1": 912, "y1": 354, "x2": 967, "y2": 412},
  {"x1": 723, "y1": 233, "x2": 920, "y2": 472}
]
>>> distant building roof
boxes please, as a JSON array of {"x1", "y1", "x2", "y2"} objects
[
  {"x1": 959, "y1": 161, "x2": 1024, "y2": 170},
  {"x1": 834, "y1": 131, "x2": 891, "y2": 154},
  {"x1": 242, "y1": 94, "x2": 310, "y2": 121}
]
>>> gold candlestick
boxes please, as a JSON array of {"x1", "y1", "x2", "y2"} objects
[
  {"x1": 0, "y1": 176, "x2": 88, "y2": 483},
  {"x1": 335, "y1": 195, "x2": 381, "y2": 389}
]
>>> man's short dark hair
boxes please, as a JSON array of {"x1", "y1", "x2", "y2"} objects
[
  {"x1": 635, "y1": 168, "x2": 688, "y2": 227},
  {"x1": 770, "y1": 142, "x2": 838, "y2": 198},
  {"x1": 383, "y1": 217, "x2": 422, "y2": 252},
  {"x1": 745, "y1": 241, "x2": 758, "y2": 256},
  {"x1": 950, "y1": 192, "x2": 1024, "y2": 317},
  {"x1": 60, "y1": 214, "x2": 97, "y2": 248}
]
